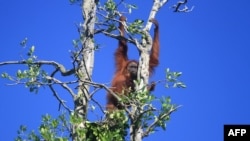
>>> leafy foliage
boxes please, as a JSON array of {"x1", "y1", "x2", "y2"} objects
[
  {"x1": 166, "y1": 68, "x2": 186, "y2": 88},
  {"x1": 122, "y1": 85, "x2": 179, "y2": 137},
  {"x1": 1, "y1": 45, "x2": 48, "y2": 93},
  {"x1": 84, "y1": 111, "x2": 128, "y2": 141},
  {"x1": 15, "y1": 114, "x2": 70, "y2": 141},
  {"x1": 127, "y1": 19, "x2": 144, "y2": 35}
]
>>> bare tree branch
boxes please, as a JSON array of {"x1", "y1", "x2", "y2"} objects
[
  {"x1": 101, "y1": 30, "x2": 136, "y2": 45},
  {"x1": 80, "y1": 80, "x2": 132, "y2": 115},
  {"x1": 81, "y1": 80, "x2": 121, "y2": 102},
  {"x1": 173, "y1": 0, "x2": 194, "y2": 12},
  {"x1": 48, "y1": 84, "x2": 73, "y2": 113},
  {"x1": 45, "y1": 76, "x2": 76, "y2": 98},
  {"x1": 91, "y1": 97, "x2": 105, "y2": 114}
]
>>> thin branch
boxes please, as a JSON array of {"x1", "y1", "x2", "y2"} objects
[
  {"x1": 91, "y1": 97, "x2": 105, "y2": 114},
  {"x1": 173, "y1": 0, "x2": 193, "y2": 12},
  {"x1": 81, "y1": 80, "x2": 120, "y2": 101},
  {"x1": 89, "y1": 87, "x2": 102, "y2": 98},
  {"x1": 48, "y1": 84, "x2": 73, "y2": 113},
  {"x1": 46, "y1": 76, "x2": 76, "y2": 98},
  {"x1": 173, "y1": 0, "x2": 187, "y2": 12},
  {"x1": 101, "y1": 30, "x2": 136, "y2": 45},
  {"x1": 45, "y1": 65, "x2": 75, "y2": 113},
  {"x1": 142, "y1": 105, "x2": 182, "y2": 137},
  {"x1": 96, "y1": 11, "x2": 139, "y2": 46},
  {"x1": 80, "y1": 80, "x2": 132, "y2": 115},
  {"x1": 0, "y1": 60, "x2": 75, "y2": 76}
]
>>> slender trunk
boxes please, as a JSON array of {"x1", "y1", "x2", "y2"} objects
[{"x1": 72, "y1": 0, "x2": 97, "y2": 140}]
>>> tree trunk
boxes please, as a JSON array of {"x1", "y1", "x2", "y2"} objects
[{"x1": 73, "y1": 0, "x2": 97, "y2": 140}]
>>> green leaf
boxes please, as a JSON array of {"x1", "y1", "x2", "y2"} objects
[
  {"x1": 30, "y1": 46, "x2": 35, "y2": 53},
  {"x1": 20, "y1": 125, "x2": 27, "y2": 132},
  {"x1": 175, "y1": 72, "x2": 182, "y2": 77},
  {"x1": 127, "y1": 4, "x2": 137, "y2": 9},
  {"x1": 105, "y1": 0, "x2": 116, "y2": 11},
  {"x1": 107, "y1": 24, "x2": 116, "y2": 33},
  {"x1": 166, "y1": 68, "x2": 170, "y2": 73},
  {"x1": 20, "y1": 37, "x2": 28, "y2": 47},
  {"x1": 52, "y1": 119, "x2": 59, "y2": 128},
  {"x1": 1, "y1": 72, "x2": 9, "y2": 78}
]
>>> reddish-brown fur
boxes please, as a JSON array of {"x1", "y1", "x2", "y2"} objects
[{"x1": 106, "y1": 16, "x2": 160, "y2": 111}]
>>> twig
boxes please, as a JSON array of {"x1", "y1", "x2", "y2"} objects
[
  {"x1": 46, "y1": 76, "x2": 76, "y2": 98},
  {"x1": 80, "y1": 80, "x2": 132, "y2": 115},
  {"x1": 91, "y1": 97, "x2": 105, "y2": 114},
  {"x1": 101, "y1": 30, "x2": 136, "y2": 45},
  {"x1": 173, "y1": 0, "x2": 193, "y2": 12},
  {"x1": 142, "y1": 105, "x2": 182, "y2": 137},
  {"x1": 48, "y1": 84, "x2": 73, "y2": 113}
]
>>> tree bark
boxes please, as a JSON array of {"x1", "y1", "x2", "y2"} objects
[{"x1": 72, "y1": 0, "x2": 97, "y2": 140}]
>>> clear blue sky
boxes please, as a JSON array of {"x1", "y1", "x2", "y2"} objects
[{"x1": 1, "y1": 0, "x2": 250, "y2": 141}]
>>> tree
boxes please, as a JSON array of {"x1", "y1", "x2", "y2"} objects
[{"x1": 0, "y1": 0, "x2": 191, "y2": 141}]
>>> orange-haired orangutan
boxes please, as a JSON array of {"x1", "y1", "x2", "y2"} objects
[{"x1": 106, "y1": 16, "x2": 159, "y2": 111}]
